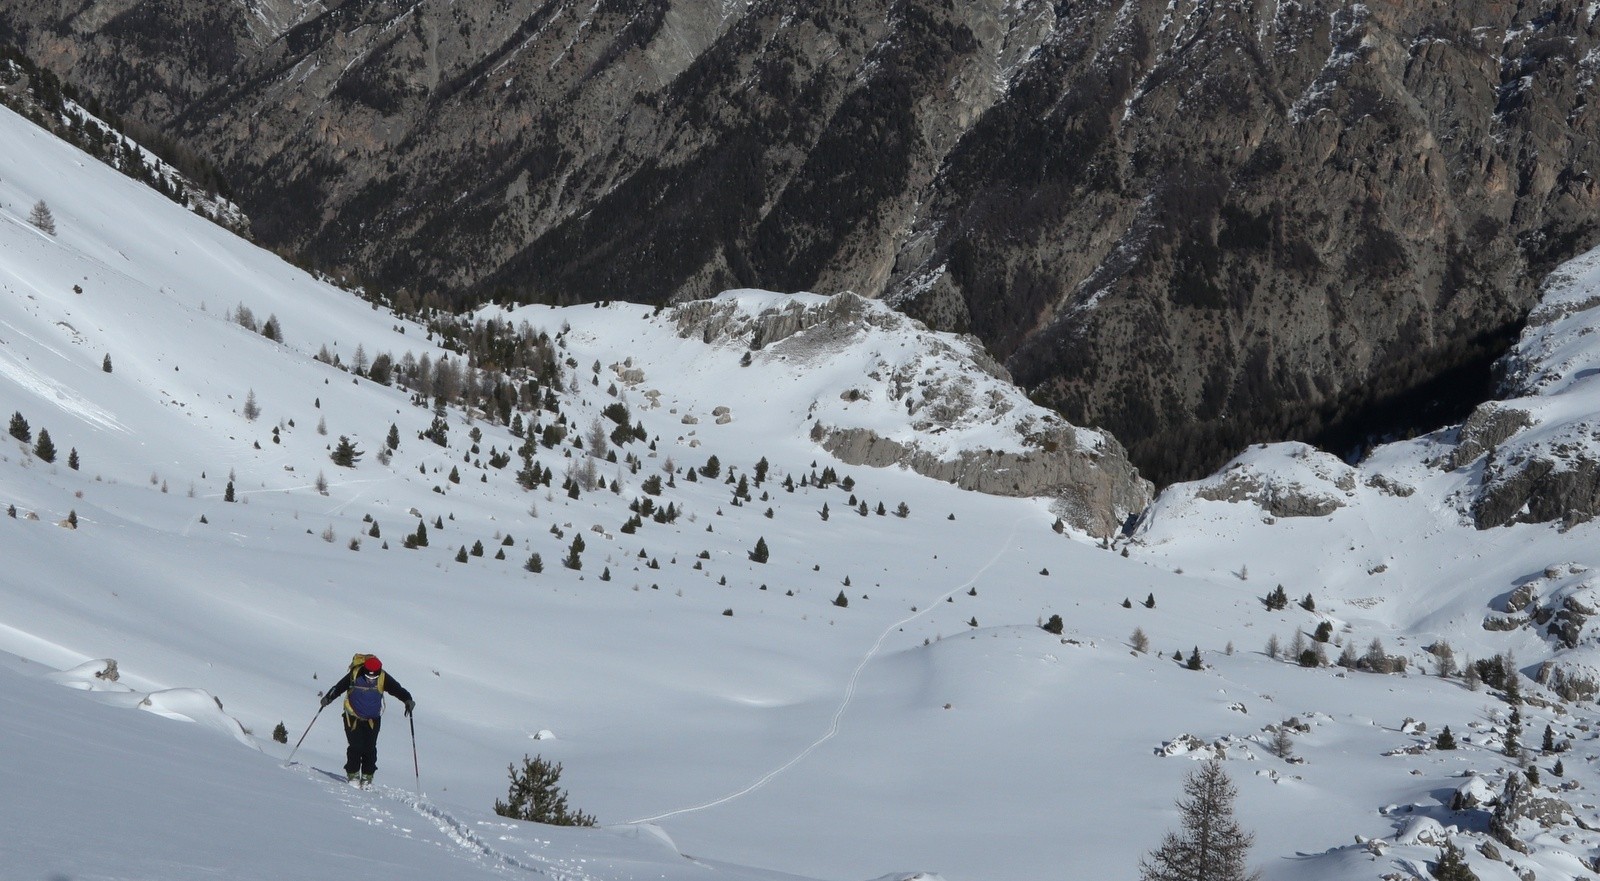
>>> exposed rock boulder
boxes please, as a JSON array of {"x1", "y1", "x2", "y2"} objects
[
  {"x1": 811, "y1": 422, "x2": 1147, "y2": 538},
  {"x1": 1195, "y1": 471, "x2": 1344, "y2": 519},
  {"x1": 1448, "y1": 404, "x2": 1535, "y2": 471},
  {"x1": 673, "y1": 293, "x2": 1152, "y2": 538},
  {"x1": 1490, "y1": 773, "x2": 1572, "y2": 853}
]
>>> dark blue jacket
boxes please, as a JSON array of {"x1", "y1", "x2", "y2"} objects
[{"x1": 324, "y1": 669, "x2": 413, "y2": 724}]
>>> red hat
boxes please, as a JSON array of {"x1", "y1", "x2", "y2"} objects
[{"x1": 363, "y1": 656, "x2": 382, "y2": 672}]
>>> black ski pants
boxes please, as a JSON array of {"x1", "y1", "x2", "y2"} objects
[{"x1": 343, "y1": 714, "x2": 382, "y2": 775}]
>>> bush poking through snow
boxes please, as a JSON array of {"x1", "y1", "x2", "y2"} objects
[{"x1": 493, "y1": 755, "x2": 597, "y2": 827}]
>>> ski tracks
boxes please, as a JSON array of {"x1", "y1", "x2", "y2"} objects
[
  {"x1": 629, "y1": 511, "x2": 1034, "y2": 824},
  {"x1": 303, "y1": 767, "x2": 593, "y2": 880}
]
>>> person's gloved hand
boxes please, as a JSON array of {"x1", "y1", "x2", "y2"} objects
[
  {"x1": 404, "y1": 699, "x2": 416, "y2": 717},
  {"x1": 320, "y1": 693, "x2": 334, "y2": 709}
]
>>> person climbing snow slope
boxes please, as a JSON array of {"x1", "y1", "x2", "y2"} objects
[{"x1": 320, "y1": 654, "x2": 414, "y2": 786}]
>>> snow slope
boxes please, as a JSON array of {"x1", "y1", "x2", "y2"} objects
[{"x1": 6, "y1": 99, "x2": 1600, "y2": 881}]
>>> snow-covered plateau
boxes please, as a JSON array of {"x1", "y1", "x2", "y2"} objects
[{"x1": 5, "y1": 99, "x2": 1600, "y2": 881}]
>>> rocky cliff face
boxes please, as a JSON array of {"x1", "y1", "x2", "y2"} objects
[
  {"x1": 3, "y1": 0, "x2": 1598, "y2": 483},
  {"x1": 669, "y1": 292, "x2": 1153, "y2": 537}
]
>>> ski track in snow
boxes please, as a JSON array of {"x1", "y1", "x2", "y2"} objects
[
  {"x1": 0, "y1": 331, "x2": 128, "y2": 432},
  {"x1": 628, "y1": 512, "x2": 1033, "y2": 824},
  {"x1": 307, "y1": 767, "x2": 586, "y2": 879}
]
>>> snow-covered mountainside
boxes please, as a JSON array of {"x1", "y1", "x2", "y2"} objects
[{"x1": 7, "y1": 101, "x2": 1600, "y2": 881}]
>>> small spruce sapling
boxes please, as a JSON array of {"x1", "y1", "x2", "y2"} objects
[
  {"x1": 1435, "y1": 726, "x2": 1457, "y2": 750},
  {"x1": 493, "y1": 755, "x2": 597, "y2": 827},
  {"x1": 1431, "y1": 841, "x2": 1479, "y2": 881}
]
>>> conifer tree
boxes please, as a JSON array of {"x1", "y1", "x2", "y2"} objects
[
  {"x1": 1264, "y1": 585, "x2": 1288, "y2": 611},
  {"x1": 1504, "y1": 707, "x2": 1523, "y2": 758},
  {"x1": 67, "y1": 448, "x2": 79, "y2": 470},
  {"x1": 1431, "y1": 841, "x2": 1479, "y2": 881},
  {"x1": 224, "y1": 480, "x2": 235, "y2": 502},
  {"x1": 29, "y1": 200, "x2": 55, "y2": 235},
  {"x1": 1504, "y1": 666, "x2": 1522, "y2": 705},
  {"x1": 749, "y1": 536, "x2": 769, "y2": 563},
  {"x1": 243, "y1": 389, "x2": 260, "y2": 421},
  {"x1": 1138, "y1": 759, "x2": 1259, "y2": 881},
  {"x1": 493, "y1": 755, "x2": 596, "y2": 826},
  {"x1": 1436, "y1": 726, "x2": 1457, "y2": 750},
  {"x1": 1186, "y1": 647, "x2": 1203, "y2": 670},
  {"x1": 102, "y1": 353, "x2": 113, "y2": 373},
  {"x1": 8, "y1": 411, "x2": 30, "y2": 443},
  {"x1": 331, "y1": 435, "x2": 363, "y2": 467},
  {"x1": 1270, "y1": 726, "x2": 1295, "y2": 761},
  {"x1": 33, "y1": 429, "x2": 56, "y2": 463}
]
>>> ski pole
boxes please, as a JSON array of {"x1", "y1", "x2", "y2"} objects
[
  {"x1": 409, "y1": 712, "x2": 421, "y2": 796},
  {"x1": 286, "y1": 703, "x2": 326, "y2": 765}
]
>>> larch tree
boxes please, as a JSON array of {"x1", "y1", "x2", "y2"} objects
[
  {"x1": 1138, "y1": 759, "x2": 1260, "y2": 881},
  {"x1": 29, "y1": 200, "x2": 55, "y2": 235}
]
